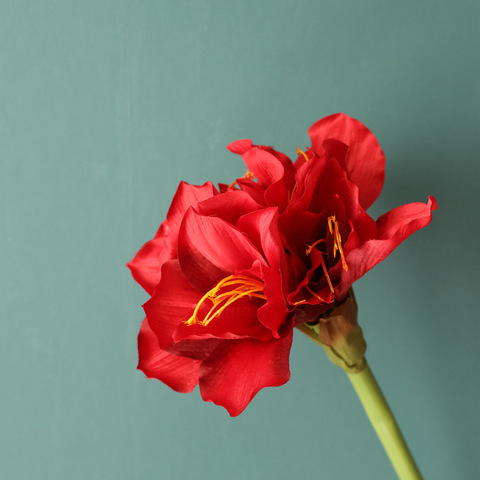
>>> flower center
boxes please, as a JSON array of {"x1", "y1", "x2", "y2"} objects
[
  {"x1": 185, "y1": 274, "x2": 267, "y2": 327},
  {"x1": 305, "y1": 215, "x2": 349, "y2": 295}
]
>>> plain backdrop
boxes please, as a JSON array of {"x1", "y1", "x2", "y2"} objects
[{"x1": 1, "y1": 1, "x2": 479, "y2": 479}]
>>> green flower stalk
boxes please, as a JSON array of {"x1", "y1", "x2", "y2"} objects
[{"x1": 297, "y1": 290, "x2": 422, "y2": 480}]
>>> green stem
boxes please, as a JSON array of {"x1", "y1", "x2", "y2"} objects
[{"x1": 347, "y1": 363, "x2": 422, "y2": 480}]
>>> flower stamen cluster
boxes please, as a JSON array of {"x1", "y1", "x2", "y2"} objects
[
  {"x1": 327, "y1": 215, "x2": 348, "y2": 271},
  {"x1": 185, "y1": 274, "x2": 266, "y2": 327},
  {"x1": 304, "y1": 215, "x2": 349, "y2": 298}
]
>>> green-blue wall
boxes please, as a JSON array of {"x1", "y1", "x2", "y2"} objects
[{"x1": 2, "y1": 1, "x2": 478, "y2": 479}]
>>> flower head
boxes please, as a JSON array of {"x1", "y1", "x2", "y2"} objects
[
  {"x1": 128, "y1": 113, "x2": 437, "y2": 415},
  {"x1": 129, "y1": 183, "x2": 292, "y2": 416},
  {"x1": 228, "y1": 114, "x2": 437, "y2": 323}
]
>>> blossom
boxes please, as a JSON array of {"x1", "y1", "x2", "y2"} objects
[
  {"x1": 128, "y1": 113, "x2": 437, "y2": 416},
  {"x1": 227, "y1": 114, "x2": 437, "y2": 329},
  {"x1": 128, "y1": 182, "x2": 293, "y2": 416}
]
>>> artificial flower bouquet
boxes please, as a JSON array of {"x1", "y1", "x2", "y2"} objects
[{"x1": 128, "y1": 113, "x2": 436, "y2": 479}]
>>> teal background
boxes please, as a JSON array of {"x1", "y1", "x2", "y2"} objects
[{"x1": 1, "y1": 1, "x2": 479, "y2": 479}]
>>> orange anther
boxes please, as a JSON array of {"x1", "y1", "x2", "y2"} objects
[
  {"x1": 334, "y1": 220, "x2": 348, "y2": 271},
  {"x1": 327, "y1": 215, "x2": 349, "y2": 272},
  {"x1": 185, "y1": 274, "x2": 266, "y2": 327},
  {"x1": 228, "y1": 170, "x2": 255, "y2": 190},
  {"x1": 296, "y1": 147, "x2": 310, "y2": 163},
  {"x1": 293, "y1": 299, "x2": 307, "y2": 305},
  {"x1": 306, "y1": 238, "x2": 326, "y2": 255},
  {"x1": 318, "y1": 253, "x2": 335, "y2": 294},
  {"x1": 305, "y1": 284, "x2": 327, "y2": 302}
]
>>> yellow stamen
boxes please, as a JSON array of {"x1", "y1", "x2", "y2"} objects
[
  {"x1": 327, "y1": 215, "x2": 349, "y2": 271},
  {"x1": 287, "y1": 183, "x2": 298, "y2": 203},
  {"x1": 228, "y1": 170, "x2": 255, "y2": 189},
  {"x1": 306, "y1": 238, "x2": 326, "y2": 255},
  {"x1": 318, "y1": 253, "x2": 335, "y2": 294},
  {"x1": 328, "y1": 215, "x2": 336, "y2": 236},
  {"x1": 334, "y1": 219, "x2": 348, "y2": 271},
  {"x1": 296, "y1": 146, "x2": 310, "y2": 163},
  {"x1": 185, "y1": 274, "x2": 266, "y2": 327},
  {"x1": 293, "y1": 299, "x2": 307, "y2": 305},
  {"x1": 305, "y1": 284, "x2": 327, "y2": 302},
  {"x1": 306, "y1": 238, "x2": 335, "y2": 294}
]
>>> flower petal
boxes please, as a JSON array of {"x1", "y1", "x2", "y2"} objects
[
  {"x1": 199, "y1": 324, "x2": 293, "y2": 416},
  {"x1": 178, "y1": 208, "x2": 266, "y2": 292},
  {"x1": 308, "y1": 113, "x2": 385, "y2": 209},
  {"x1": 143, "y1": 260, "x2": 202, "y2": 347},
  {"x1": 196, "y1": 190, "x2": 262, "y2": 225},
  {"x1": 162, "y1": 181, "x2": 218, "y2": 235},
  {"x1": 227, "y1": 139, "x2": 253, "y2": 155},
  {"x1": 144, "y1": 260, "x2": 224, "y2": 357},
  {"x1": 237, "y1": 178, "x2": 267, "y2": 206},
  {"x1": 242, "y1": 147, "x2": 285, "y2": 187},
  {"x1": 237, "y1": 208, "x2": 289, "y2": 335},
  {"x1": 228, "y1": 140, "x2": 296, "y2": 186},
  {"x1": 137, "y1": 318, "x2": 201, "y2": 393},
  {"x1": 127, "y1": 181, "x2": 218, "y2": 294},
  {"x1": 127, "y1": 232, "x2": 174, "y2": 295},
  {"x1": 339, "y1": 196, "x2": 438, "y2": 296}
]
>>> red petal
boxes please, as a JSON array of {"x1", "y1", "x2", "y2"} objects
[
  {"x1": 237, "y1": 178, "x2": 267, "y2": 206},
  {"x1": 137, "y1": 318, "x2": 201, "y2": 393},
  {"x1": 241, "y1": 147, "x2": 293, "y2": 211},
  {"x1": 127, "y1": 181, "x2": 217, "y2": 294},
  {"x1": 199, "y1": 324, "x2": 293, "y2": 416},
  {"x1": 287, "y1": 151, "x2": 328, "y2": 215},
  {"x1": 227, "y1": 140, "x2": 295, "y2": 184},
  {"x1": 143, "y1": 260, "x2": 202, "y2": 347},
  {"x1": 237, "y1": 208, "x2": 289, "y2": 335},
  {"x1": 144, "y1": 260, "x2": 224, "y2": 356},
  {"x1": 196, "y1": 190, "x2": 262, "y2": 225},
  {"x1": 339, "y1": 196, "x2": 437, "y2": 296},
  {"x1": 178, "y1": 208, "x2": 266, "y2": 292},
  {"x1": 376, "y1": 196, "x2": 438, "y2": 239},
  {"x1": 265, "y1": 180, "x2": 289, "y2": 212},
  {"x1": 242, "y1": 147, "x2": 285, "y2": 187},
  {"x1": 227, "y1": 139, "x2": 253, "y2": 155},
  {"x1": 163, "y1": 181, "x2": 218, "y2": 234},
  {"x1": 259, "y1": 145, "x2": 296, "y2": 190},
  {"x1": 127, "y1": 233, "x2": 174, "y2": 295},
  {"x1": 308, "y1": 114, "x2": 385, "y2": 210},
  {"x1": 236, "y1": 208, "x2": 284, "y2": 271}
]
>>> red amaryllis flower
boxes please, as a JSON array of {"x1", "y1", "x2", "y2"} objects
[
  {"x1": 128, "y1": 182, "x2": 293, "y2": 416},
  {"x1": 128, "y1": 113, "x2": 437, "y2": 416},
  {"x1": 227, "y1": 114, "x2": 437, "y2": 332}
]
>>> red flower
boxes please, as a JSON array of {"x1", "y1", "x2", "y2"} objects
[
  {"x1": 227, "y1": 114, "x2": 437, "y2": 324},
  {"x1": 128, "y1": 182, "x2": 292, "y2": 416},
  {"x1": 128, "y1": 113, "x2": 437, "y2": 415}
]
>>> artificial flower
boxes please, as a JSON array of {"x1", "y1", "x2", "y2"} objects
[
  {"x1": 128, "y1": 113, "x2": 437, "y2": 416},
  {"x1": 129, "y1": 182, "x2": 293, "y2": 416},
  {"x1": 227, "y1": 113, "x2": 437, "y2": 335}
]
